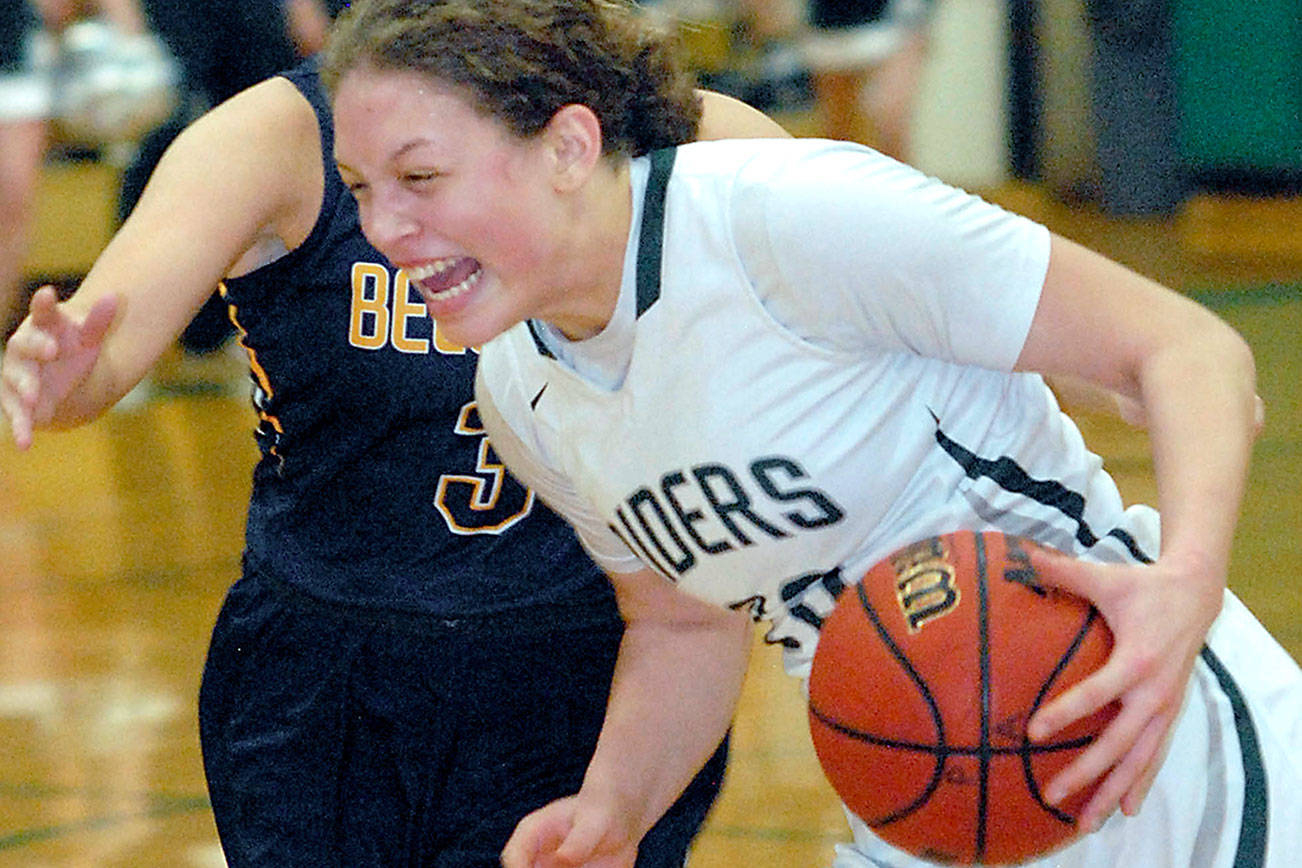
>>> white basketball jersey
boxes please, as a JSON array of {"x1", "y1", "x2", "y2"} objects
[
  {"x1": 478, "y1": 139, "x2": 1155, "y2": 678},
  {"x1": 477, "y1": 139, "x2": 1301, "y2": 867}
]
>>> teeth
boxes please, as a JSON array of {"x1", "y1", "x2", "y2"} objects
[
  {"x1": 403, "y1": 259, "x2": 457, "y2": 281},
  {"x1": 412, "y1": 267, "x2": 482, "y2": 302},
  {"x1": 436, "y1": 270, "x2": 481, "y2": 300}
]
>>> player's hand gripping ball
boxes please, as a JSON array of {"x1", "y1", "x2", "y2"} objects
[{"x1": 807, "y1": 531, "x2": 1117, "y2": 865}]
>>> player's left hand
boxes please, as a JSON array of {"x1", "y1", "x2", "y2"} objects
[{"x1": 1024, "y1": 551, "x2": 1222, "y2": 833}]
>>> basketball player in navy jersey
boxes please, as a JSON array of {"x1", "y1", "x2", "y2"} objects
[
  {"x1": 316, "y1": 2, "x2": 1301, "y2": 867},
  {"x1": 0, "y1": 50, "x2": 791, "y2": 868}
]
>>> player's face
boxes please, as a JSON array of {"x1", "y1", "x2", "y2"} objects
[{"x1": 333, "y1": 67, "x2": 569, "y2": 348}]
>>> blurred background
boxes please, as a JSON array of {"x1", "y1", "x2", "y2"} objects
[{"x1": 1, "y1": 0, "x2": 1299, "y2": 864}]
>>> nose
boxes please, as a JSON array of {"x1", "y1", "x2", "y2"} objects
[{"x1": 359, "y1": 189, "x2": 421, "y2": 253}]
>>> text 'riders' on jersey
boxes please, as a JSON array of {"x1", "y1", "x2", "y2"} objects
[{"x1": 476, "y1": 139, "x2": 1158, "y2": 678}]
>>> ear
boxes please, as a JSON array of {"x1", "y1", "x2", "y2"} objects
[{"x1": 542, "y1": 104, "x2": 603, "y2": 192}]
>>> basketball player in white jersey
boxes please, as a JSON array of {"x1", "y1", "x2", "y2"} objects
[{"x1": 322, "y1": 1, "x2": 1302, "y2": 866}]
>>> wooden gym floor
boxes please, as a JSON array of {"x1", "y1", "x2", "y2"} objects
[{"x1": 1, "y1": 157, "x2": 1299, "y2": 865}]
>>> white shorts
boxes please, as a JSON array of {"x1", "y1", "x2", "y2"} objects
[
  {"x1": 830, "y1": 590, "x2": 1302, "y2": 868},
  {"x1": 0, "y1": 28, "x2": 55, "y2": 123}
]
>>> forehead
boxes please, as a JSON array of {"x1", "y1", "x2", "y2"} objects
[
  {"x1": 335, "y1": 66, "x2": 456, "y2": 114},
  {"x1": 332, "y1": 67, "x2": 498, "y2": 163}
]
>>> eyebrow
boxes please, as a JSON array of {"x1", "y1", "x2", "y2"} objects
[
  {"x1": 393, "y1": 140, "x2": 435, "y2": 158},
  {"x1": 336, "y1": 140, "x2": 439, "y2": 179}
]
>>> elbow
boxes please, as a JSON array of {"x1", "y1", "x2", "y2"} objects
[
  {"x1": 1139, "y1": 312, "x2": 1257, "y2": 413},
  {"x1": 1223, "y1": 328, "x2": 1261, "y2": 431},
  {"x1": 1208, "y1": 319, "x2": 1257, "y2": 394}
]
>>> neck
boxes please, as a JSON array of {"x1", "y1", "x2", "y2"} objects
[{"x1": 542, "y1": 159, "x2": 633, "y2": 341}]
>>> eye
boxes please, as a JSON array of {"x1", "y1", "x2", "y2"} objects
[{"x1": 402, "y1": 171, "x2": 440, "y2": 187}]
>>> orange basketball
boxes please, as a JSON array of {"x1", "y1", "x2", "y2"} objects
[{"x1": 807, "y1": 530, "x2": 1117, "y2": 865}]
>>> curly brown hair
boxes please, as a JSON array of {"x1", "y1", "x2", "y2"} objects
[{"x1": 321, "y1": 0, "x2": 702, "y2": 157}]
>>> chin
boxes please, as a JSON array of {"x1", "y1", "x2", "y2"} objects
[{"x1": 433, "y1": 316, "x2": 514, "y2": 352}]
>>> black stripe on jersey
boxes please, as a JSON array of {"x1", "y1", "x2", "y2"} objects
[
  {"x1": 635, "y1": 148, "x2": 676, "y2": 317},
  {"x1": 526, "y1": 320, "x2": 556, "y2": 359},
  {"x1": 934, "y1": 426, "x2": 1155, "y2": 562},
  {"x1": 1200, "y1": 647, "x2": 1269, "y2": 868},
  {"x1": 524, "y1": 147, "x2": 673, "y2": 356}
]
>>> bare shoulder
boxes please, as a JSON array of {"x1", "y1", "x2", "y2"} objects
[
  {"x1": 696, "y1": 90, "x2": 792, "y2": 142},
  {"x1": 192, "y1": 77, "x2": 327, "y2": 256},
  {"x1": 112, "y1": 76, "x2": 329, "y2": 280},
  {"x1": 208, "y1": 76, "x2": 320, "y2": 141}
]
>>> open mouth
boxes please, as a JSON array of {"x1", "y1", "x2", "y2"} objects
[{"x1": 404, "y1": 257, "x2": 483, "y2": 303}]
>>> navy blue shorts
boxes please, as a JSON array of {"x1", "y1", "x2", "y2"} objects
[{"x1": 199, "y1": 567, "x2": 727, "y2": 866}]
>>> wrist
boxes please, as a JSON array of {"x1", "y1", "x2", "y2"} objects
[
  {"x1": 577, "y1": 760, "x2": 666, "y2": 842},
  {"x1": 1155, "y1": 545, "x2": 1228, "y2": 621}
]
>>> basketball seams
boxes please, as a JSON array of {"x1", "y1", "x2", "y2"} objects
[
  {"x1": 808, "y1": 713, "x2": 1100, "y2": 757},
  {"x1": 808, "y1": 530, "x2": 1117, "y2": 863},
  {"x1": 1020, "y1": 607, "x2": 1106, "y2": 825},
  {"x1": 849, "y1": 581, "x2": 948, "y2": 825},
  {"x1": 809, "y1": 706, "x2": 949, "y2": 755},
  {"x1": 974, "y1": 531, "x2": 992, "y2": 863}
]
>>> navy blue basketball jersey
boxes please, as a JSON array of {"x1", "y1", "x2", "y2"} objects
[{"x1": 219, "y1": 60, "x2": 614, "y2": 617}]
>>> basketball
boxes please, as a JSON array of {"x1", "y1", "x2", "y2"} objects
[{"x1": 807, "y1": 530, "x2": 1117, "y2": 865}]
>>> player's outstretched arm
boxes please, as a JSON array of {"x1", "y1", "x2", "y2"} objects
[
  {"x1": 1015, "y1": 234, "x2": 1258, "y2": 833},
  {"x1": 0, "y1": 76, "x2": 320, "y2": 445},
  {"x1": 502, "y1": 568, "x2": 751, "y2": 868}
]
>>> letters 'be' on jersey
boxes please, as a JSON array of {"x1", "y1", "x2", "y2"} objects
[{"x1": 218, "y1": 61, "x2": 613, "y2": 618}]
